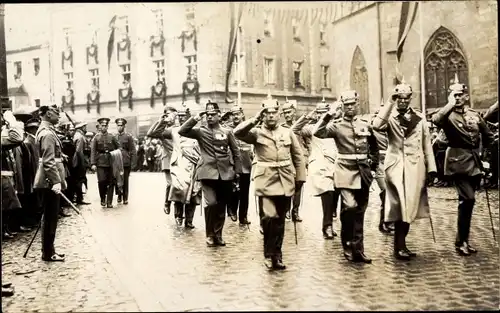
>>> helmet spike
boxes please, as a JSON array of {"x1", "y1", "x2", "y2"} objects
[
  {"x1": 267, "y1": 89, "x2": 272, "y2": 100},
  {"x1": 285, "y1": 96, "x2": 289, "y2": 102},
  {"x1": 322, "y1": 95, "x2": 326, "y2": 103},
  {"x1": 401, "y1": 75, "x2": 406, "y2": 84},
  {"x1": 454, "y1": 72, "x2": 459, "y2": 84}
]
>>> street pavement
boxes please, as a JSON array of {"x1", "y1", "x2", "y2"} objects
[{"x1": 2, "y1": 172, "x2": 499, "y2": 312}]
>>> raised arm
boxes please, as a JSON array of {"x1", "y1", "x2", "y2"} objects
[
  {"x1": 372, "y1": 99, "x2": 395, "y2": 131},
  {"x1": 432, "y1": 93, "x2": 457, "y2": 128},
  {"x1": 227, "y1": 131, "x2": 242, "y2": 174},
  {"x1": 178, "y1": 116, "x2": 202, "y2": 139},
  {"x1": 233, "y1": 118, "x2": 259, "y2": 144},
  {"x1": 312, "y1": 113, "x2": 337, "y2": 139},
  {"x1": 147, "y1": 119, "x2": 173, "y2": 139}
]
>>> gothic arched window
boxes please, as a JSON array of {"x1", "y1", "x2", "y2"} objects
[
  {"x1": 350, "y1": 46, "x2": 369, "y2": 114},
  {"x1": 424, "y1": 26, "x2": 469, "y2": 109}
]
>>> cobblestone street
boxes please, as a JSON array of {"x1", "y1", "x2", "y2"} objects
[{"x1": 2, "y1": 172, "x2": 499, "y2": 312}]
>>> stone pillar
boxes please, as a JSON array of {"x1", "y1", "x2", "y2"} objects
[{"x1": 282, "y1": 19, "x2": 288, "y2": 92}]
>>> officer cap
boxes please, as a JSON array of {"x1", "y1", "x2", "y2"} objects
[
  {"x1": 115, "y1": 118, "x2": 127, "y2": 126},
  {"x1": 39, "y1": 104, "x2": 60, "y2": 116},
  {"x1": 75, "y1": 121, "x2": 87, "y2": 129},
  {"x1": 449, "y1": 73, "x2": 467, "y2": 94},
  {"x1": 97, "y1": 117, "x2": 110, "y2": 125},
  {"x1": 316, "y1": 97, "x2": 330, "y2": 113},
  {"x1": 25, "y1": 118, "x2": 40, "y2": 129},
  {"x1": 205, "y1": 100, "x2": 220, "y2": 114},
  {"x1": 163, "y1": 105, "x2": 177, "y2": 114},
  {"x1": 339, "y1": 90, "x2": 359, "y2": 104}
]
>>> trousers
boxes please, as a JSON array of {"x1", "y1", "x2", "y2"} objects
[
  {"x1": 201, "y1": 179, "x2": 232, "y2": 238},
  {"x1": 452, "y1": 174, "x2": 481, "y2": 246},
  {"x1": 339, "y1": 188, "x2": 370, "y2": 254},
  {"x1": 227, "y1": 173, "x2": 251, "y2": 222},
  {"x1": 115, "y1": 167, "x2": 131, "y2": 201},
  {"x1": 260, "y1": 196, "x2": 291, "y2": 259},
  {"x1": 40, "y1": 189, "x2": 61, "y2": 258},
  {"x1": 97, "y1": 167, "x2": 114, "y2": 205},
  {"x1": 320, "y1": 190, "x2": 341, "y2": 229}
]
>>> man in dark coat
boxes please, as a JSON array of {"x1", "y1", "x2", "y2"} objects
[
  {"x1": 114, "y1": 118, "x2": 137, "y2": 204},
  {"x1": 178, "y1": 101, "x2": 242, "y2": 246}
]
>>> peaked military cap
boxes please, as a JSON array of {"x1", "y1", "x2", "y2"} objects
[
  {"x1": 39, "y1": 104, "x2": 60, "y2": 115},
  {"x1": 115, "y1": 118, "x2": 127, "y2": 125},
  {"x1": 75, "y1": 121, "x2": 87, "y2": 129},
  {"x1": 97, "y1": 117, "x2": 110, "y2": 124},
  {"x1": 163, "y1": 105, "x2": 177, "y2": 114},
  {"x1": 339, "y1": 90, "x2": 359, "y2": 104},
  {"x1": 205, "y1": 100, "x2": 220, "y2": 114}
]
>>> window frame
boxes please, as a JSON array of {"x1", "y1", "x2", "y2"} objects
[{"x1": 263, "y1": 57, "x2": 275, "y2": 85}]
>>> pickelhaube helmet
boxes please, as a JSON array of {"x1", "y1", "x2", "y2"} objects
[
  {"x1": 339, "y1": 90, "x2": 359, "y2": 104},
  {"x1": 315, "y1": 96, "x2": 330, "y2": 113},
  {"x1": 449, "y1": 73, "x2": 467, "y2": 94},
  {"x1": 262, "y1": 91, "x2": 279, "y2": 113},
  {"x1": 177, "y1": 103, "x2": 191, "y2": 116},
  {"x1": 205, "y1": 100, "x2": 221, "y2": 114},
  {"x1": 282, "y1": 96, "x2": 297, "y2": 112},
  {"x1": 394, "y1": 77, "x2": 413, "y2": 98},
  {"x1": 230, "y1": 105, "x2": 243, "y2": 113}
]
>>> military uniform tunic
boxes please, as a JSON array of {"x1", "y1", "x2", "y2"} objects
[
  {"x1": 116, "y1": 131, "x2": 136, "y2": 202},
  {"x1": 90, "y1": 131, "x2": 120, "y2": 204}
]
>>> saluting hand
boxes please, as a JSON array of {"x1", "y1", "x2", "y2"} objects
[
  {"x1": 194, "y1": 111, "x2": 206, "y2": 122},
  {"x1": 305, "y1": 110, "x2": 316, "y2": 120},
  {"x1": 254, "y1": 108, "x2": 266, "y2": 122}
]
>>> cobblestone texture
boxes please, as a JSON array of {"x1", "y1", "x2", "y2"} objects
[{"x1": 2, "y1": 172, "x2": 499, "y2": 311}]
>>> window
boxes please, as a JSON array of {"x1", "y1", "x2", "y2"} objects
[
  {"x1": 118, "y1": 16, "x2": 129, "y2": 41},
  {"x1": 233, "y1": 54, "x2": 246, "y2": 83},
  {"x1": 120, "y1": 64, "x2": 131, "y2": 83},
  {"x1": 185, "y1": 4, "x2": 195, "y2": 20},
  {"x1": 321, "y1": 65, "x2": 330, "y2": 88},
  {"x1": 293, "y1": 61, "x2": 303, "y2": 88},
  {"x1": 263, "y1": 58, "x2": 275, "y2": 85},
  {"x1": 14, "y1": 61, "x2": 22, "y2": 79},
  {"x1": 264, "y1": 12, "x2": 273, "y2": 37},
  {"x1": 33, "y1": 58, "x2": 40, "y2": 76},
  {"x1": 319, "y1": 23, "x2": 327, "y2": 45},
  {"x1": 350, "y1": 46, "x2": 369, "y2": 114},
  {"x1": 153, "y1": 9, "x2": 164, "y2": 35},
  {"x1": 153, "y1": 60, "x2": 166, "y2": 82},
  {"x1": 34, "y1": 99, "x2": 40, "y2": 107},
  {"x1": 65, "y1": 72, "x2": 74, "y2": 89},
  {"x1": 185, "y1": 55, "x2": 197, "y2": 80},
  {"x1": 424, "y1": 27, "x2": 469, "y2": 109},
  {"x1": 292, "y1": 18, "x2": 300, "y2": 42},
  {"x1": 89, "y1": 68, "x2": 100, "y2": 89}
]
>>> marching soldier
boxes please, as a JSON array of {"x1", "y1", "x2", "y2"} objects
[
  {"x1": 225, "y1": 105, "x2": 253, "y2": 225},
  {"x1": 371, "y1": 102, "x2": 394, "y2": 234},
  {"x1": 432, "y1": 75, "x2": 495, "y2": 256},
  {"x1": 372, "y1": 82, "x2": 437, "y2": 260},
  {"x1": 281, "y1": 99, "x2": 306, "y2": 222},
  {"x1": 313, "y1": 90, "x2": 379, "y2": 264},
  {"x1": 33, "y1": 104, "x2": 67, "y2": 262},
  {"x1": 292, "y1": 99, "x2": 341, "y2": 239},
  {"x1": 178, "y1": 101, "x2": 242, "y2": 246},
  {"x1": 234, "y1": 98, "x2": 306, "y2": 270},
  {"x1": 115, "y1": 118, "x2": 137, "y2": 204},
  {"x1": 90, "y1": 117, "x2": 120, "y2": 208},
  {"x1": 147, "y1": 106, "x2": 176, "y2": 213},
  {"x1": 148, "y1": 105, "x2": 201, "y2": 228}
]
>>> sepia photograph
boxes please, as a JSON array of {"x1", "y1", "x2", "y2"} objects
[{"x1": 0, "y1": 1, "x2": 498, "y2": 311}]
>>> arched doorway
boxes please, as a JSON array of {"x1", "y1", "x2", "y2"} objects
[
  {"x1": 424, "y1": 26, "x2": 469, "y2": 109},
  {"x1": 350, "y1": 46, "x2": 369, "y2": 114}
]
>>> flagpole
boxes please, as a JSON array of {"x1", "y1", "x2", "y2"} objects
[
  {"x1": 116, "y1": 28, "x2": 120, "y2": 113},
  {"x1": 236, "y1": 3, "x2": 242, "y2": 106},
  {"x1": 418, "y1": 1, "x2": 426, "y2": 114}
]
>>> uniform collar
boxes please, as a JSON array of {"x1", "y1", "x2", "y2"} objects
[{"x1": 343, "y1": 115, "x2": 357, "y2": 122}]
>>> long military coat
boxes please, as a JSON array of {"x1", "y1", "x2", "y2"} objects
[
  {"x1": 234, "y1": 118, "x2": 307, "y2": 197},
  {"x1": 292, "y1": 114, "x2": 337, "y2": 196},
  {"x1": 372, "y1": 106, "x2": 437, "y2": 224},
  {"x1": 147, "y1": 120, "x2": 175, "y2": 171}
]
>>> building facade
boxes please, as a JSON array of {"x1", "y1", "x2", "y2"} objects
[{"x1": 5, "y1": 2, "x2": 498, "y2": 135}]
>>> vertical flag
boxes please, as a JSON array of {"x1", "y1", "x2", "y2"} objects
[
  {"x1": 396, "y1": 1, "x2": 419, "y2": 62},
  {"x1": 107, "y1": 15, "x2": 117, "y2": 72},
  {"x1": 224, "y1": 2, "x2": 244, "y2": 103}
]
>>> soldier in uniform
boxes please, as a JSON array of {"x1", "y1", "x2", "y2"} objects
[
  {"x1": 33, "y1": 104, "x2": 67, "y2": 262},
  {"x1": 71, "y1": 122, "x2": 90, "y2": 205},
  {"x1": 371, "y1": 102, "x2": 394, "y2": 234},
  {"x1": 148, "y1": 105, "x2": 201, "y2": 228},
  {"x1": 292, "y1": 99, "x2": 342, "y2": 239},
  {"x1": 234, "y1": 98, "x2": 306, "y2": 270},
  {"x1": 90, "y1": 117, "x2": 121, "y2": 208},
  {"x1": 432, "y1": 76, "x2": 495, "y2": 256},
  {"x1": 281, "y1": 99, "x2": 306, "y2": 222},
  {"x1": 178, "y1": 101, "x2": 242, "y2": 246},
  {"x1": 147, "y1": 106, "x2": 176, "y2": 213},
  {"x1": 372, "y1": 82, "x2": 437, "y2": 260},
  {"x1": 115, "y1": 118, "x2": 137, "y2": 204},
  {"x1": 225, "y1": 105, "x2": 253, "y2": 225},
  {"x1": 313, "y1": 90, "x2": 379, "y2": 264}
]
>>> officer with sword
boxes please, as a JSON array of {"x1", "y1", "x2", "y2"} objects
[
  {"x1": 234, "y1": 97, "x2": 306, "y2": 270},
  {"x1": 372, "y1": 81, "x2": 437, "y2": 260}
]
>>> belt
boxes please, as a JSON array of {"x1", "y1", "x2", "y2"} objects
[
  {"x1": 336, "y1": 153, "x2": 368, "y2": 160},
  {"x1": 379, "y1": 150, "x2": 387, "y2": 155},
  {"x1": 1, "y1": 171, "x2": 13, "y2": 176},
  {"x1": 256, "y1": 160, "x2": 292, "y2": 167},
  {"x1": 39, "y1": 158, "x2": 63, "y2": 163}
]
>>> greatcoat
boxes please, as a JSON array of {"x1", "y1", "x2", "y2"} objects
[{"x1": 372, "y1": 106, "x2": 437, "y2": 224}]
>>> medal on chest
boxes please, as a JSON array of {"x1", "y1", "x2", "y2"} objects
[{"x1": 214, "y1": 132, "x2": 227, "y2": 140}]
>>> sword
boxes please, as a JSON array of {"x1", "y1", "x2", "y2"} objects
[
  {"x1": 484, "y1": 186, "x2": 497, "y2": 241},
  {"x1": 59, "y1": 192, "x2": 81, "y2": 215},
  {"x1": 428, "y1": 213, "x2": 436, "y2": 243},
  {"x1": 23, "y1": 214, "x2": 43, "y2": 258}
]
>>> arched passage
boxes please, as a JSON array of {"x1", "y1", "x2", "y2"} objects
[
  {"x1": 350, "y1": 46, "x2": 369, "y2": 114},
  {"x1": 423, "y1": 26, "x2": 469, "y2": 109}
]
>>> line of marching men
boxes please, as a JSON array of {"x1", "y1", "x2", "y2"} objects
[{"x1": 145, "y1": 73, "x2": 497, "y2": 271}]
